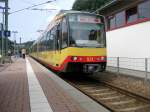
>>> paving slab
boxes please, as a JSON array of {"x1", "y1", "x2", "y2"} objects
[{"x1": 0, "y1": 58, "x2": 30, "y2": 112}]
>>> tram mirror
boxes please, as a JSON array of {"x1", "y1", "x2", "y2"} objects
[{"x1": 69, "y1": 39, "x2": 76, "y2": 47}]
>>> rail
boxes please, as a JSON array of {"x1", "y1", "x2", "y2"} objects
[{"x1": 62, "y1": 75, "x2": 150, "y2": 112}]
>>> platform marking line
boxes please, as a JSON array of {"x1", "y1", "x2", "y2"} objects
[{"x1": 26, "y1": 58, "x2": 53, "y2": 112}]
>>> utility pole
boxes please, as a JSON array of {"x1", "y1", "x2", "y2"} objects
[
  {"x1": 0, "y1": 6, "x2": 6, "y2": 57},
  {"x1": 5, "y1": 0, "x2": 9, "y2": 55},
  {"x1": 1, "y1": 24, "x2": 4, "y2": 57},
  {"x1": 2, "y1": 8, "x2": 5, "y2": 56},
  {"x1": 20, "y1": 37, "x2": 21, "y2": 46},
  {"x1": 20, "y1": 37, "x2": 21, "y2": 51}
]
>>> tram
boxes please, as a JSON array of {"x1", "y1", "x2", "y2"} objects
[{"x1": 30, "y1": 10, "x2": 107, "y2": 73}]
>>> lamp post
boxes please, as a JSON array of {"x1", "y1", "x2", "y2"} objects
[{"x1": 12, "y1": 31, "x2": 18, "y2": 55}]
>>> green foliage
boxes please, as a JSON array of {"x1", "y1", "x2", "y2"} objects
[
  {"x1": 23, "y1": 41, "x2": 34, "y2": 49},
  {"x1": 0, "y1": 37, "x2": 14, "y2": 50},
  {"x1": 72, "y1": 0, "x2": 112, "y2": 12},
  {"x1": 21, "y1": 41, "x2": 34, "y2": 52}
]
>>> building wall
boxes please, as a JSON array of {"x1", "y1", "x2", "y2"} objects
[{"x1": 106, "y1": 21, "x2": 150, "y2": 58}]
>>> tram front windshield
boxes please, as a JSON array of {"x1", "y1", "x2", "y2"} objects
[{"x1": 69, "y1": 14, "x2": 105, "y2": 48}]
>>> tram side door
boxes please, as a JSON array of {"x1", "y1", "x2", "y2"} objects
[{"x1": 54, "y1": 23, "x2": 62, "y2": 67}]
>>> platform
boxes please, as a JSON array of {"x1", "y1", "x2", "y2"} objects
[{"x1": 0, "y1": 57, "x2": 110, "y2": 112}]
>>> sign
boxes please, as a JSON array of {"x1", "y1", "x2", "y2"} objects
[
  {"x1": 78, "y1": 15, "x2": 101, "y2": 23},
  {"x1": 0, "y1": 30, "x2": 11, "y2": 37},
  {"x1": 4, "y1": 30, "x2": 11, "y2": 37}
]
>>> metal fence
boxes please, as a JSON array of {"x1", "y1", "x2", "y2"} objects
[{"x1": 107, "y1": 57, "x2": 150, "y2": 82}]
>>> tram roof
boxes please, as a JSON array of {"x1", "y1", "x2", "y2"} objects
[{"x1": 55, "y1": 10, "x2": 104, "y2": 18}]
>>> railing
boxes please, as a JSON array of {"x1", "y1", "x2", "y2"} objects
[{"x1": 107, "y1": 57, "x2": 150, "y2": 82}]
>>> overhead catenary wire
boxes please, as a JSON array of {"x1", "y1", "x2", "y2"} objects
[
  {"x1": 9, "y1": 0, "x2": 56, "y2": 15},
  {"x1": 30, "y1": 8, "x2": 57, "y2": 12}
]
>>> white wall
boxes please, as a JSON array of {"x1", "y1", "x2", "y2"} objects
[{"x1": 106, "y1": 21, "x2": 150, "y2": 58}]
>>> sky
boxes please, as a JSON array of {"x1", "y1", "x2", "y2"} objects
[{"x1": 2, "y1": 0, "x2": 75, "y2": 43}]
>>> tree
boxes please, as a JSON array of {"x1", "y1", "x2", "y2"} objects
[{"x1": 72, "y1": 0, "x2": 112, "y2": 12}]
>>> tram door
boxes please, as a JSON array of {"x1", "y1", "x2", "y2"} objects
[
  {"x1": 54, "y1": 17, "x2": 68, "y2": 68},
  {"x1": 54, "y1": 23, "x2": 62, "y2": 67}
]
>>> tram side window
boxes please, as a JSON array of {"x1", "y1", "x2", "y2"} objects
[
  {"x1": 108, "y1": 16, "x2": 116, "y2": 29},
  {"x1": 116, "y1": 11, "x2": 125, "y2": 27},
  {"x1": 38, "y1": 41, "x2": 40, "y2": 52},
  {"x1": 43, "y1": 34, "x2": 47, "y2": 51},
  {"x1": 46, "y1": 32, "x2": 49, "y2": 50},
  {"x1": 138, "y1": 0, "x2": 150, "y2": 19},
  {"x1": 37, "y1": 42, "x2": 40, "y2": 52},
  {"x1": 62, "y1": 18, "x2": 68, "y2": 48},
  {"x1": 41, "y1": 39, "x2": 43, "y2": 51},
  {"x1": 56, "y1": 23, "x2": 62, "y2": 50},
  {"x1": 126, "y1": 7, "x2": 138, "y2": 23},
  {"x1": 41, "y1": 37, "x2": 44, "y2": 51},
  {"x1": 46, "y1": 31, "x2": 52, "y2": 50},
  {"x1": 51, "y1": 27, "x2": 57, "y2": 51},
  {"x1": 34, "y1": 44, "x2": 37, "y2": 52},
  {"x1": 41, "y1": 38, "x2": 44, "y2": 51}
]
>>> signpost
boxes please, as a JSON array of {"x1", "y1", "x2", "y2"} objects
[
  {"x1": 0, "y1": 23, "x2": 4, "y2": 58},
  {"x1": 0, "y1": 0, "x2": 9, "y2": 59}
]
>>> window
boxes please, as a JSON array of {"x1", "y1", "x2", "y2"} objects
[
  {"x1": 116, "y1": 11, "x2": 125, "y2": 27},
  {"x1": 108, "y1": 16, "x2": 116, "y2": 29},
  {"x1": 126, "y1": 7, "x2": 138, "y2": 23},
  {"x1": 106, "y1": 1, "x2": 150, "y2": 31},
  {"x1": 39, "y1": 40, "x2": 42, "y2": 52},
  {"x1": 50, "y1": 27, "x2": 56, "y2": 50},
  {"x1": 46, "y1": 31, "x2": 52, "y2": 50},
  {"x1": 138, "y1": 0, "x2": 150, "y2": 19},
  {"x1": 43, "y1": 34, "x2": 47, "y2": 51},
  {"x1": 69, "y1": 14, "x2": 106, "y2": 48},
  {"x1": 47, "y1": 27, "x2": 56, "y2": 51},
  {"x1": 56, "y1": 23, "x2": 62, "y2": 50},
  {"x1": 62, "y1": 18, "x2": 68, "y2": 48}
]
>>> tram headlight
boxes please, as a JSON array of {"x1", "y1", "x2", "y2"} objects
[
  {"x1": 71, "y1": 56, "x2": 78, "y2": 61},
  {"x1": 101, "y1": 56, "x2": 106, "y2": 61}
]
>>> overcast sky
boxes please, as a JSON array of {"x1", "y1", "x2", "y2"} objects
[{"x1": 6, "y1": 0, "x2": 75, "y2": 43}]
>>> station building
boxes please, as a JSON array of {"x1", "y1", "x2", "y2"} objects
[{"x1": 96, "y1": 0, "x2": 150, "y2": 58}]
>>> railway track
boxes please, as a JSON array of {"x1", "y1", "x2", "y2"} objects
[{"x1": 61, "y1": 74, "x2": 150, "y2": 112}]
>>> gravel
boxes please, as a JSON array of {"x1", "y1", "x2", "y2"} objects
[{"x1": 93, "y1": 72, "x2": 150, "y2": 99}]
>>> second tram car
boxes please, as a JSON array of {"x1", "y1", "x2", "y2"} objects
[{"x1": 30, "y1": 10, "x2": 107, "y2": 73}]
